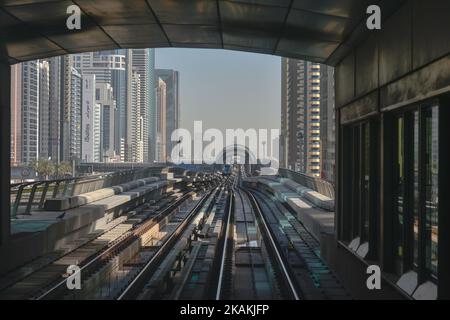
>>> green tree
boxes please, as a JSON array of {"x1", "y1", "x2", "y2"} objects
[
  {"x1": 29, "y1": 158, "x2": 55, "y2": 180},
  {"x1": 56, "y1": 161, "x2": 73, "y2": 178}
]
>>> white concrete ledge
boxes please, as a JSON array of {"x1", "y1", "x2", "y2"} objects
[
  {"x1": 280, "y1": 178, "x2": 334, "y2": 211},
  {"x1": 45, "y1": 177, "x2": 160, "y2": 211},
  {"x1": 287, "y1": 197, "x2": 335, "y2": 242},
  {"x1": 1, "y1": 179, "x2": 168, "y2": 275},
  {"x1": 244, "y1": 176, "x2": 335, "y2": 242}
]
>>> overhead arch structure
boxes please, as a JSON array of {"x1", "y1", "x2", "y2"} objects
[
  {"x1": 215, "y1": 144, "x2": 257, "y2": 165},
  {"x1": 0, "y1": 0, "x2": 402, "y2": 65}
]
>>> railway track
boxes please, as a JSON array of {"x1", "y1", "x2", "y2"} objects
[
  {"x1": 249, "y1": 188, "x2": 351, "y2": 300},
  {"x1": 1, "y1": 167, "x2": 349, "y2": 300},
  {"x1": 117, "y1": 181, "x2": 230, "y2": 300},
  {"x1": 138, "y1": 169, "x2": 303, "y2": 301},
  {"x1": 214, "y1": 168, "x2": 300, "y2": 300},
  {"x1": 0, "y1": 177, "x2": 221, "y2": 300},
  {"x1": 35, "y1": 189, "x2": 203, "y2": 300},
  {"x1": 243, "y1": 189, "x2": 301, "y2": 300}
]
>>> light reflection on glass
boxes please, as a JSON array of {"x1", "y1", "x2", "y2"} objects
[{"x1": 425, "y1": 106, "x2": 438, "y2": 276}]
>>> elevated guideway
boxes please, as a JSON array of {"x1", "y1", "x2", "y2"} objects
[{"x1": 1, "y1": 167, "x2": 222, "y2": 277}]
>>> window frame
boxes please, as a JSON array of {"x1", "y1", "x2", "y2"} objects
[
  {"x1": 340, "y1": 119, "x2": 379, "y2": 259},
  {"x1": 389, "y1": 99, "x2": 439, "y2": 283}
]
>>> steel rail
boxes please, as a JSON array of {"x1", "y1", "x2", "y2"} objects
[
  {"x1": 35, "y1": 191, "x2": 194, "y2": 300},
  {"x1": 117, "y1": 187, "x2": 218, "y2": 300},
  {"x1": 245, "y1": 190, "x2": 301, "y2": 300},
  {"x1": 215, "y1": 190, "x2": 233, "y2": 300}
]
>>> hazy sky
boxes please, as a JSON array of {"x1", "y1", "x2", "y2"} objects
[{"x1": 155, "y1": 48, "x2": 281, "y2": 134}]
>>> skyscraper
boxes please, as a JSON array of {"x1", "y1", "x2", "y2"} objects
[
  {"x1": 70, "y1": 67, "x2": 82, "y2": 162},
  {"x1": 155, "y1": 78, "x2": 167, "y2": 163},
  {"x1": 12, "y1": 58, "x2": 61, "y2": 166},
  {"x1": 47, "y1": 57, "x2": 62, "y2": 163},
  {"x1": 155, "y1": 69, "x2": 180, "y2": 162},
  {"x1": 96, "y1": 83, "x2": 116, "y2": 162},
  {"x1": 127, "y1": 66, "x2": 143, "y2": 163},
  {"x1": 320, "y1": 65, "x2": 335, "y2": 182},
  {"x1": 72, "y1": 51, "x2": 126, "y2": 83},
  {"x1": 93, "y1": 102, "x2": 101, "y2": 163},
  {"x1": 21, "y1": 60, "x2": 40, "y2": 164},
  {"x1": 280, "y1": 58, "x2": 321, "y2": 177},
  {"x1": 73, "y1": 50, "x2": 126, "y2": 159},
  {"x1": 81, "y1": 74, "x2": 96, "y2": 162},
  {"x1": 11, "y1": 64, "x2": 22, "y2": 166},
  {"x1": 148, "y1": 49, "x2": 156, "y2": 163},
  {"x1": 111, "y1": 50, "x2": 127, "y2": 157},
  {"x1": 131, "y1": 49, "x2": 150, "y2": 162},
  {"x1": 38, "y1": 60, "x2": 50, "y2": 160},
  {"x1": 61, "y1": 55, "x2": 82, "y2": 162}
]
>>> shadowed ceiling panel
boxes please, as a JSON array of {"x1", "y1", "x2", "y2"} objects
[
  {"x1": 223, "y1": 29, "x2": 277, "y2": 51},
  {"x1": 0, "y1": 0, "x2": 402, "y2": 65},
  {"x1": 103, "y1": 24, "x2": 167, "y2": 47},
  {"x1": 220, "y1": 1, "x2": 287, "y2": 33},
  {"x1": 149, "y1": 0, "x2": 218, "y2": 25},
  {"x1": 292, "y1": 0, "x2": 374, "y2": 19},
  {"x1": 285, "y1": 8, "x2": 359, "y2": 42},
  {"x1": 76, "y1": 0, "x2": 157, "y2": 26},
  {"x1": 164, "y1": 24, "x2": 221, "y2": 45}
]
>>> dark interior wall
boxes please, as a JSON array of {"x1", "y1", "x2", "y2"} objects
[
  {"x1": 334, "y1": 0, "x2": 450, "y2": 298},
  {"x1": 336, "y1": 0, "x2": 450, "y2": 111}
]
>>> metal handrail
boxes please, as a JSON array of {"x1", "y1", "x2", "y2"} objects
[
  {"x1": 277, "y1": 168, "x2": 335, "y2": 199},
  {"x1": 10, "y1": 167, "x2": 166, "y2": 217}
]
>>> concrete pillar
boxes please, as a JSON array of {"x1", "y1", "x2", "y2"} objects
[{"x1": 0, "y1": 62, "x2": 11, "y2": 246}]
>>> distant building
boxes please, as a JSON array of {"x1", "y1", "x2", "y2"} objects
[
  {"x1": 93, "y1": 102, "x2": 101, "y2": 163},
  {"x1": 21, "y1": 60, "x2": 40, "y2": 164},
  {"x1": 12, "y1": 58, "x2": 62, "y2": 166},
  {"x1": 70, "y1": 67, "x2": 83, "y2": 162},
  {"x1": 155, "y1": 78, "x2": 167, "y2": 163},
  {"x1": 96, "y1": 83, "x2": 116, "y2": 162},
  {"x1": 47, "y1": 57, "x2": 62, "y2": 163},
  {"x1": 320, "y1": 66, "x2": 335, "y2": 182},
  {"x1": 281, "y1": 58, "x2": 321, "y2": 177},
  {"x1": 81, "y1": 74, "x2": 96, "y2": 162},
  {"x1": 73, "y1": 50, "x2": 126, "y2": 158},
  {"x1": 61, "y1": 56, "x2": 82, "y2": 162},
  {"x1": 11, "y1": 64, "x2": 22, "y2": 166},
  {"x1": 38, "y1": 60, "x2": 50, "y2": 160},
  {"x1": 130, "y1": 49, "x2": 150, "y2": 162},
  {"x1": 155, "y1": 69, "x2": 180, "y2": 162},
  {"x1": 127, "y1": 70, "x2": 144, "y2": 163},
  {"x1": 72, "y1": 51, "x2": 126, "y2": 83},
  {"x1": 148, "y1": 49, "x2": 156, "y2": 163}
]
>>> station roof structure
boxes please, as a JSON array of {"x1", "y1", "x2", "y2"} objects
[{"x1": 0, "y1": 0, "x2": 403, "y2": 65}]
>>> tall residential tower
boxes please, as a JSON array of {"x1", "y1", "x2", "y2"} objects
[
  {"x1": 155, "y1": 69, "x2": 180, "y2": 162},
  {"x1": 280, "y1": 58, "x2": 321, "y2": 177}
]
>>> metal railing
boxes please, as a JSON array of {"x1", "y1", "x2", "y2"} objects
[
  {"x1": 10, "y1": 167, "x2": 165, "y2": 217},
  {"x1": 277, "y1": 168, "x2": 335, "y2": 199}
]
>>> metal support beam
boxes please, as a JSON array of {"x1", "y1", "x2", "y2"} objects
[{"x1": 0, "y1": 62, "x2": 11, "y2": 245}]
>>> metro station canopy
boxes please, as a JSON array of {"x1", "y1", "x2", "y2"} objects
[{"x1": 0, "y1": 0, "x2": 402, "y2": 65}]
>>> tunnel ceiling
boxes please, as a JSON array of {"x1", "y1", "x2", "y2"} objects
[{"x1": 0, "y1": 0, "x2": 403, "y2": 65}]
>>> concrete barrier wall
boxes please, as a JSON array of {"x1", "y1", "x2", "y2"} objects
[
  {"x1": 45, "y1": 177, "x2": 160, "y2": 211},
  {"x1": 278, "y1": 168, "x2": 335, "y2": 199},
  {"x1": 0, "y1": 180, "x2": 168, "y2": 276}
]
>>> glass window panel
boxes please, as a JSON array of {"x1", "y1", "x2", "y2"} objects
[
  {"x1": 395, "y1": 116, "x2": 405, "y2": 275},
  {"x1": 362, "y1": 123, "x2": 370, "y2": 242},
  {"x1": 424, "y1": 106, "x2": 439, "y2": 277},
  {"x1": 413, "y1": 111, "x2": 420, "y2": 268},
  {"x1": 352, "y1": 126, "x2": 361, "y2": 239}
]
